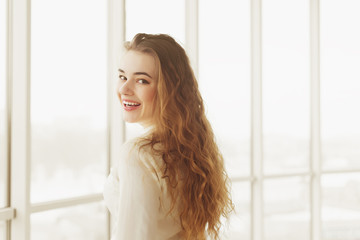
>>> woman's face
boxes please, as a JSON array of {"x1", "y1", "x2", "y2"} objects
[{"x1": 117, "y1": 50, "x2": 158, "y2": 127}]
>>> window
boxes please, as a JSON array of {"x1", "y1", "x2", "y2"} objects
[
  {"x1": 199, "y1": 0, "x2": 251, "y2": 179},
  {"x1": 199, "y1": 0, "x2": 360, "y2": 240},
  {"x1": 262, "y1": 0, "x2": 311, "y2": 239},
  {"x1": 199, "y1": 0, "x2": 251, "y2": 238},
  {"x1": 264, "y1": 176, "x2": 310, "y2": 240},
  {"x1": 29, "y1": 0, "x2": 108, "y2": 238},
  {"x1": 31, "y1": 0, "x2": 107, "y2": 203},
  {"x1": 320, "y1": 0, "x2": 360, "y2": 238},
  {"x1": 320, "y1": 0, "x2": 360, "y2": 171},
  {"x1": 125, "y1": 0, "x2": 185, "y2": 43},
  {"x1": 321, "y1": 174, "x2": 360, "y2": 239},
  {"x1": 263, "y1": 0, "x2": 310, "y2": 175},
  {"x1": 31, "y1": 202, "x2": 107, "y2": 240}
]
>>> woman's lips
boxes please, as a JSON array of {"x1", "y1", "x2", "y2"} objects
[{"x1": 122, "y1": 99, "x2": 141, "y2": 111}]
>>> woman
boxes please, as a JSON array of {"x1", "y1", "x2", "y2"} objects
[{"x1": 103, "y1": 33, "x2": 234, "y2": 240}]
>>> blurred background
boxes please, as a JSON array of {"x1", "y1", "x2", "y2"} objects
[{"x1": 1, "y1": 0, "x2": 360, "y2": 239}]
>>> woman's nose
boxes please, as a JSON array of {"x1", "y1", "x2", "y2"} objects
[{"x1": 118, "y1": 80, "x2": 134, "y2": 96}]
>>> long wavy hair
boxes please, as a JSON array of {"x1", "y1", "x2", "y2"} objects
[{"x1": 124, "y1": 33, "x2": 234, "y2": 239}]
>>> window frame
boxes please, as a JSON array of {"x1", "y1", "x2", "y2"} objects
[
  {"x1": 8, "y1": 0, "x2": 31, "y2": 239},
  {"x1": 0, "y1": 1, "x2": 12, "y2": 239}
]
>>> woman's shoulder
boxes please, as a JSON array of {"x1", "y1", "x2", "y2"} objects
[
  {"x1": 119, "y1": 137, "x2": 164, "y2": 177},
  {"x1": 120, "y1": 137, "x2": 154, "y2": 159}
]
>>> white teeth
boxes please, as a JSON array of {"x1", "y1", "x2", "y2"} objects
[{"x1": 123, "y1": 100, "x2": 140, "y2": 106}]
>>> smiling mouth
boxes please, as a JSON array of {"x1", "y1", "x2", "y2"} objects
[{"x1": 122, "y1": 100, "x2": 141, "y2": 109}]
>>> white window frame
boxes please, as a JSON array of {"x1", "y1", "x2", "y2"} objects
[
  {"x1": 9, "y1": 0, "x2": 31, "y2": 239},
  {"x1": 185, "y1": 0, "x2": 199, "y2": 78},
  {"x1": 0, "y1": 1, "x2": 13, "y2": 239}
]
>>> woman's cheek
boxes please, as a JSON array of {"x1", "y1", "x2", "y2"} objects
[{"x1": 143, "y1": 86, "x2": 157, "y2": 103}]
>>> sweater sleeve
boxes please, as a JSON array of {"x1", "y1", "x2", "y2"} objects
[{"x1": 111, "y1": 142, "x2": 161, "y2": 240}]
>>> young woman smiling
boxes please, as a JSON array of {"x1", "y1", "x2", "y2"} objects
[{"x1": 103, "y1": 33, "x2": 234, "y2": 240}]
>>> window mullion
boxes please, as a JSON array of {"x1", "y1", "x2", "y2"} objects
[
  {"x1": 30, "y1": 194, "x2": 104, "y2": 214},
  {"x1": 9, "y1": 0, "x2": 31, "y2": 239},
  {"x1": 107, "y1": 0, "x2": 126, "y2": 239},
  {"x1": 309, "y1": 0, "x2": 321, "y2": 239},
  {"x1": 6, "y1": 0, "x2": 11, "y2": 238},
  {"x1": 251, "y1": 0, "x2": 263, "y2": 240},
  {"x1": 108, "y1": 0, "x2": 126, "y2": 170},
  {"x1": 185, "y1": 0, "x2": 198, "y2": 79}
]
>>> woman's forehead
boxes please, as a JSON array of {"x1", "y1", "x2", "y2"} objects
[{"x1": 119, "y1": 50, "x2": 158, "y2": 77}]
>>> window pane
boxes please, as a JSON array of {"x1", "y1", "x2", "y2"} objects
[
  {"x1": 125, "y1": 0, "x2": 185, "y2": 43},
  {"x1": 31, "y1": 202, "x2": 107, "y2": 240},
  {"x1": 199, "y1": 0, "x2": 251, "y2": 178},
  {"x1": 31, "y1": 0, "x2": 107, "y2": 202},
  {"x1": 321, "y1": 0, "x2": 360, "y2": 171},
  {"x1": 0, "y1": 0, "x2": 7, "y2": 209},
  {"x1": 264, "y1": 177, "x2": 310, "y2": 240},
  {"x1": 262, "y1": 0, "x2": 310, "y2": 175},
  {"x1": 322, "y1": 173, "x2": 360, "y2": 240},
  {"x1": 221, "y1": 181, "x2": 250, "y2": 240}
]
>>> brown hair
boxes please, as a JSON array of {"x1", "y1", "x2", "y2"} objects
[{"x1": 124, "y1": 33, "x2": 234, "y2": 239}]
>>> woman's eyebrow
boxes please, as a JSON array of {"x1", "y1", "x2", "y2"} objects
[{"x1": 118, "y1": 68, "x2": 152, "y2": 79}]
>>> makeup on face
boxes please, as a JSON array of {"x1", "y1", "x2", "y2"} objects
[{"x1": 117, "y1": 50, "x2": 158, "y2": 127}]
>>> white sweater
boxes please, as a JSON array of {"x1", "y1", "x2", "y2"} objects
[{"x1": 103, "y1": 138, "x2": 183, "y2": 240}]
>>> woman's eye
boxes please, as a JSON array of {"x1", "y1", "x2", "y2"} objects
[
  {"x1": 119, "y1": 75, "x2": 127, "y2": 81},
  {"x1": 138, "y1": 79, "x2": 149, "y2": 84}
]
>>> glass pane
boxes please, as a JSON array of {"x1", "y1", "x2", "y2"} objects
[
  {"x1": 31, "y1": 202, "x2": 107, "y2": 240},
  {"x1": 125, "y1": 0, "x2": 186, "y2": 140},
  {"x1": 321, "y1": 0, "x2": 360, "y2": 171},
  {"x1": 31, "y1": 0, "x2": 107, "y2": 202},
  {"x1": 0, "y1": 0, "x2": 7, "y2": 209},
  {"x1": 262, "y1": 0, "x2": 310, "y2": 175},
  {"x1": 221, "y1": 181, "x2": 250, "y2": 240},
  {"x1": 322, "y1": 173, "x2": 360, "y2": 240},
  {"x1": 0, "y1": 221, "x2": 6, "y2": 240},
  {"x1": 199, "y1": 0, "x2": 251, "y2": 178},
  {"x1": 264, "y1": 177, "x2": 310, "y2": 240},
  {"x1": 125, "y1": 0, "x2": 185, "y2": 43}
]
